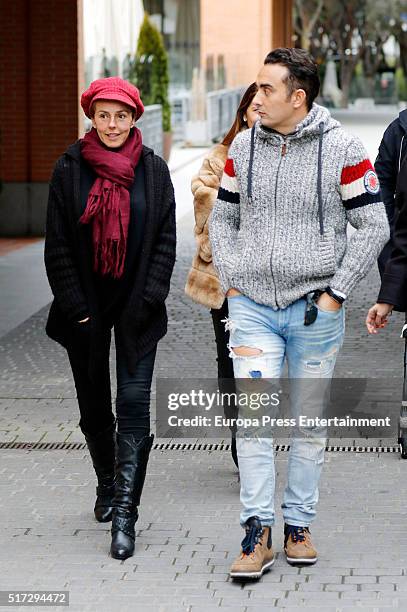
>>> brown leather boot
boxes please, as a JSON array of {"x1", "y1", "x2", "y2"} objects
[
  {"x1": 230, "y1": 516, "x2": 275, "y2": 579},
  {"x1": 284, "y1": 524, "x2": 317, "y2": 565}
]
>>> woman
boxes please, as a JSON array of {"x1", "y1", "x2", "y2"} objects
[
  {"x1": 375, "y1": 109, "x2": 407, "y2": 277},
  {"x1": 366, "y1": 146, "x2": 407, "y2": 333},
  {"x1": 44, "y1": 77, "x2": 176, "y2": 560},
  {"x1": 185, "y1": 84, "x2": 258, "y2": 466}
]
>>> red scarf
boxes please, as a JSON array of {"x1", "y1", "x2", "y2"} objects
[{"x1": 80, "y1": 127, "x2": 143, "y2": 278}]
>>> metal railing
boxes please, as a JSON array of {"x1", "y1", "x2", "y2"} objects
[
  {"x1": 170, "y1": 93, "x2": 191, "y2": 141},
  {"x1": 137, "y1": 104, "x2": 163, "y2": 157},
  {"x1": 206, "y1": 87, "x2": 245, "y2": 142},
  {"x1": 170, "y1": 87, "x2": 246, "y2": 143}
]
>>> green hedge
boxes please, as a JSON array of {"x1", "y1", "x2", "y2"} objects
[{"x1": 131, "y1": 13, "x2": 171, "y2": 132}]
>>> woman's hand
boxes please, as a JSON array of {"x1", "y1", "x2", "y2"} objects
[{"x1": 366, "y1": 303, "x2": 393, "y2": 334}]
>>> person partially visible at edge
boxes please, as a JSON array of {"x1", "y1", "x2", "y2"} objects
[
  {"x1": 209, "y1": 47, "x2": 389, "y2": 579},
  {"x1": 184, "y1": 83, "x2": 259, "y2": 467},
  {"x1": 44, "y1": 77, "x2": 176, "y2": 561},
  {"x1": 366, "y1": 150, "x2": 407, "y2": 332},
  {"x1": 375, "y1": 108, "x2": 407, "y2": 276}
]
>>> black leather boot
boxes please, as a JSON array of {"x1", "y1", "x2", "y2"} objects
[
  {"x1": 82, "y1": 420, "x2": 116, "y2": 522},
  {"x1": 110, "y1": 432, "x2": 154, "y2": 560}
]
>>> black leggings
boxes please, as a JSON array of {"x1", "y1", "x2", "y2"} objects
[
  {"x1": 67, "y1": 324, "x2": 156, "y2": 438},
  {"x1": 210, "y1": 301, "x2": 238, "y2": 428}
]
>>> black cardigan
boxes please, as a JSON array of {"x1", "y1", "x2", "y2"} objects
[
  {"x1": 375, "y1": 110, "x2": 407, "y2": 275},
  {"x1": 375, "y1": 109, "x2": 407, "y2": 229},
  {"x1": 44, "y1": 141, "x2": 176, "y2": 375},
  {"x1": 378, "y1": 153, "x2": 407, "y2": 311}
]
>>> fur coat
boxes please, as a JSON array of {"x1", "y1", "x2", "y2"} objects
[{"x1": 185, "y1": 143, "x2": 228, "y2": 309}]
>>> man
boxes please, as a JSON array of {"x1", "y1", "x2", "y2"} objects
[
  {"x1": 375, "y1": 108, "x2": 407, "y2": 276},
  {"x1": 209, "y1": 47, "x2": 389, "y2": 579}
]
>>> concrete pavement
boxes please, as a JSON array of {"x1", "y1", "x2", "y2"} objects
[{"x1": 1, "y1": 122, "x2": 407, "y2": 611}]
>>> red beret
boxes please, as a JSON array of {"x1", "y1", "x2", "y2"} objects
[{"x1": 81, "y1": 77, "x2": 144, "y2": 120}]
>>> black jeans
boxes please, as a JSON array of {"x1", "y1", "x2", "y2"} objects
[
  {"x1": 210, "y1": 301, "x2": 238, "y2": 430},
  {"x1": 67, "y1": 322, "x2": 156, "y2": 439}
]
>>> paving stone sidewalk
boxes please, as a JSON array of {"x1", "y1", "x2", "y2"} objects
[{"x1": 1, "y1": 185, "x2": 407, "y2": 610}]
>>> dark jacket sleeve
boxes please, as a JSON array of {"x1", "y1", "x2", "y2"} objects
[
  {"x1": 378, "y1": 163, "x2": 407, "y2": 311},
  {"x1": 142, "y1": 160, "x2": 176, "y2": 305},
  {"x1": 375, "y1": 119, "x2": 403, "y2": 228},
  {"x1": 44, "y1": 161, "x2": 89, "y2": 321}
]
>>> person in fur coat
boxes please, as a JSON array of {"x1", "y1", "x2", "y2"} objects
[{"x1": 185, "y1": 84, "x2": 259, "y2": 465}]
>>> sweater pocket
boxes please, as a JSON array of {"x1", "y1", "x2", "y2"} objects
[
  {"x1": 45, "y1": 300, "x2": 71, "y2": 347},
  {"x1": 318, "y1": 227, "x2": 336, "y2": 276}
]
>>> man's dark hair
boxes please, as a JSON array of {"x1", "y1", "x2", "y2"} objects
[{"x1": 264, "y1": 48, "x2": 320, "y2": 111}]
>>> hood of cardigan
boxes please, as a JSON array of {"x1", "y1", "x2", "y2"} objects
[
  {"x1": 256, "y1": 103, "x2": 341, "y2": 142},
  {"x1": 245, "y1": 104, "x2": 340, "y2": 206}
]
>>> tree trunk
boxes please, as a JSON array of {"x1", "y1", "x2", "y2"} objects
[
  {"x1": 340, "y1": 58, "x2": 358, "y2": 107},
  {"x1": 301, "y1": 27, "x2": 311, "y2": 50},
  {"x1": 365, "y1": 76, "x2": 375, "y2": 98},
  {"x1": 399, "y1": 30, "x2": 407, "y2": 77}
]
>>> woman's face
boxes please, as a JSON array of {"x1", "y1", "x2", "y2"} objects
[
  {"x1": 91, "y1": 100, "x2": 135, "y2": 148},
  {"x1": 246, "y1": 101, "x2": 259, "y2": 128}
]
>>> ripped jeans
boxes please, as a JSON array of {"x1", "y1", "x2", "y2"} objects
[{"x1": 226, "y1": 293, "x2": 345, "y2": 528}]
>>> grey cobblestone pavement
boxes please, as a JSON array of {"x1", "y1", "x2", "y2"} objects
[{"x1": 2, "y1": 175, "x2": 407, "y2": 609}]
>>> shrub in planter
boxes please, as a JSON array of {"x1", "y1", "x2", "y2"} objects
[{"x1": 130, "y1": 13, "x2": 172, "y2": 159}]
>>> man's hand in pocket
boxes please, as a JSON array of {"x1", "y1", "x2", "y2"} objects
[{"x1": 226, "y1": 288, "x2": 242, "y2": 298}]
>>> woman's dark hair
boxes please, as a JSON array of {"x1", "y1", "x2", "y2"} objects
[
  {"x1": 264, "y1": 48, "x2": 320, "y2": 111},
  {"x1": 222, "y1": 83, "x2": 258, "y2": 147}
]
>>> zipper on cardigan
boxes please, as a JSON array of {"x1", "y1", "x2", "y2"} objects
[{"x1": 270, "y1": 146, "x2": 285, "y2": 308}]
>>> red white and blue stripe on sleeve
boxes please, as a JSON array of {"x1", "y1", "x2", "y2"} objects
[
  {"x1": 340, "y1": 159, "x2": 381, "y2": 210},
  {"x1": 217, "y1": 158, "x2": 240, "y2": 204}
]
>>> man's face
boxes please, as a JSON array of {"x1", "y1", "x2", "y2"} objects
[{"x1": 252, "y1": 63, "x2": 300, "y2": 131}]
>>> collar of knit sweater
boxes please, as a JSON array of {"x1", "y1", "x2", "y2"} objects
[{"x1": 256, "y1": 103, "x2": 340, "y2": 142}]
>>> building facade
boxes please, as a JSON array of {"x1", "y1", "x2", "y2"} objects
[
  {"x1": 145, "y1": 0, "x2": 292, "y2": 93},
  {"x1": 0, "y1": 0, "x2": 292, "y2": 236}
]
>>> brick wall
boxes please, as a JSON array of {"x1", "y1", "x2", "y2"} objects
[
  {"x1": 0, "y1": 0, "x2": 29, "y2": 181},
  {"x1": 0, "y1": 0, "x2": 80, "y2": 183}
]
